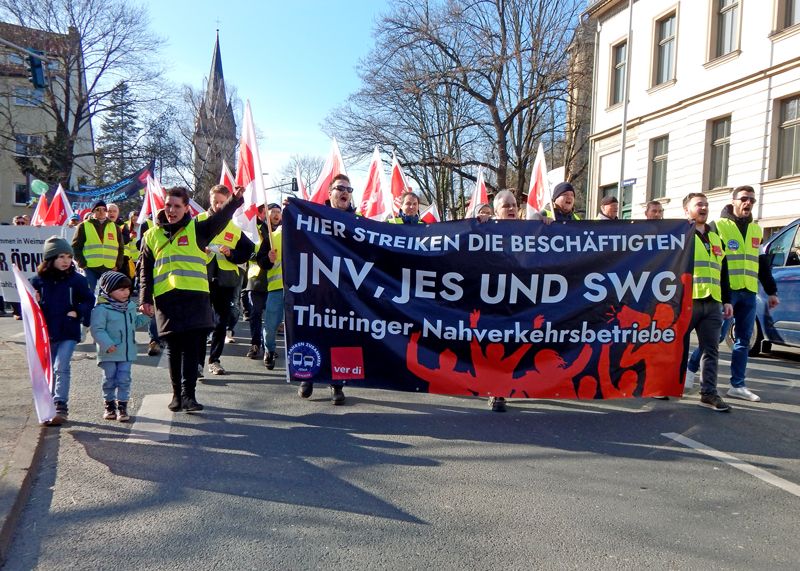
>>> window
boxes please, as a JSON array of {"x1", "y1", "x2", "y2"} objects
[
  {"x1": 654, "y1": 13, "x2": 676, "y2": 86},
  {"x1": 14, "y1": 183, "x2": 30, "y2": 205},
  {"x1": 14, "y1": 87, "x2": 44, "y2": 106},
  {"x1": 610, "y1": 41, "x2": 627, "y2": 106},
  {"x1": 649, "y1": 136, "x2": 669, "y2": 199},
  {"x1": 709, "y1": 116, "x2": 731, "y2": 188},
  {"x1": 781, "y1": 0, "x2": 800, "y2": 29},
  {"x1": 778, "y1": 95, "x2": 800, "y2": 177},
  {"x1": 713, "y1": 0, "x2": 740, "y2": 58},
  {"x1": 14, "y1": 134, "x2": 43, "y2": 157}
]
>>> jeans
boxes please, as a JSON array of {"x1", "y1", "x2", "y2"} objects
[
  {"x1": 207, "y1": 283, "x2": 236, "y2": 364},
  {"x1": 83, "y1": 267, "x2": 109, "y2": 295},
  {"x1": 148, "y1": 316, "x2": 160, "y2": 343},
  {"x1": 248, "y1": 290, "x2": 267, "y2": 347},
  {"x1": 263, "y1": 289, "x2": 284, "y2": 354},
  {"x1": 51, "y1": 339, "x2": 78, "y2": 405},
  {"x1": 99, "y1": 361, "x2": 133, "y2": 402},
  {"x1": 727, "y1": 289, "x2": 757, "y2": 388},
  {"x1": 688, "y1": 298, "x2": 724, "y2": 396}
]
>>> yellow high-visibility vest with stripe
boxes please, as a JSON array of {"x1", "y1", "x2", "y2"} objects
[
  {"x1": 144, "y1": 221, "x2": 209, "y2": 297},
  {"x1": 267, "y1": 227, "x2": 283, "y2": 291},
  {"x1": 543, "y1": 208, "x2": 581, "y2": 220},
  {"x1": 693, "y1": 230, "x2": 725, "y2": 302},
  {"x1": 715, "y1": 218, "x2": 762, "y2": 293},
  {"x1": 196, "y1": 212, "x2": 243, "y2": 272},
  {"x1": 83, "y1": 220, "x2": 119, "y2": 269}
]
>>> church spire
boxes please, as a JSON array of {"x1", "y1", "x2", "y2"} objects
[{"x1": 205, "y1": 30, "x2": 227, "y2": 116}]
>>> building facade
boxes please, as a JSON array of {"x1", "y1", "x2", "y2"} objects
[
  {"x1": 192, "y1": 33, "x2": 237, "y2": 196},
  {"x1": 585, "y1": 0, "x2": 800, "y2": 231},
  {"x1": 0, "y1": 22, "x2": 94, "y2": 223}
]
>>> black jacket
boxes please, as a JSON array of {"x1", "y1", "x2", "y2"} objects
[{"x1": 30, "y1": 265, "x2": 95, "y2": 342}]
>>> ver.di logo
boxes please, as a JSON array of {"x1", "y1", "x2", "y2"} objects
[{"x1": 288, "y1": 342, "x2": 322, "y2": 379}]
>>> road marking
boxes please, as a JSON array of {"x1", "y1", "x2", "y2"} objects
[
  {"x1": 662, "y1": 432, "x2": 800, "y2": 498},
  {"x1": 126, "y1": 393, "x2": 173, "y2": 443}
]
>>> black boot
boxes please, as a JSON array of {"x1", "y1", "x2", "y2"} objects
[
  {"x1": 168, "y1": 382, "x2": 182, "y2": 412},
  {"x1": 103, "y1": 400, "x2": 117, "y2": 420},
  {"x1": 181, "y1": 380, "x2": 204, "y2": 412}
]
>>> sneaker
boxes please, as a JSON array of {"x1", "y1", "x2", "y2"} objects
[
  {"x1": 699, "y1": 394, "x2": 731, "y2": 412},
  {"x1": 246, "y1": 344, "x2": 260, "y2": 359},
  {"x1": 225, "y1": 331, "x2": 236, "y2": 343},
  {"x1": 727, "y1": 387, "x2": 761, "y2": 402},
  {"x1": 116, "y1": 401, "x2": 130, "y2": 422},
  {"x1": 197, "y1": 364, "x2": 205, "y2": 379},
  {"x1": 208, "y1": 362, "x2": 226, "y2": 375},
  {"x1": 265, "y1": 351, "x2": 276, "y2": 370},
  {"x1": 298, "y1": 382, "x2": 313, "y2": 399},
  {"x1": 147, "y1": 340, "x2": 162, "y2": 356},
  {"x1": 331, "y1": 385, "x2": 345, "y2": 405},
  {"x1": 684, "y1": 370, "x2": 696, "y2": 391},
  {"x1": 103, "y1": 400, "x2": 117, "y2": 420},
  {"x1": 489, "y1": 397, "x2": 507, "y2": 412}
]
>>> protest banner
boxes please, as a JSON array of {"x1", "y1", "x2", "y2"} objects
[
  {"x1": 283, "y1": 199, "x2": 695, "y2": 400},
  {"x1": 0, "y1": 226, "x2": 73, "y2": 302}
]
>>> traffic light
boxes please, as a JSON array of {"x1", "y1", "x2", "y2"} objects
[
  {"x1": 27, "y1": 53, "x2": 47, "y2": 88},
  {"x1": 291, "y1": 177, "x2": 298, "y2": 194}
]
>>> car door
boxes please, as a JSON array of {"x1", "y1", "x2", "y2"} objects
[{"x1": 763, "y1": 220, "x2": 800, "y2": 346}]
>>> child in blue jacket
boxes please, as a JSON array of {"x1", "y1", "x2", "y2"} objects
[
  {"x1": 90, "y1": 271, "x2": 149, "y2": 421},
  {"x1": 31, "y1": 237, "x2": 95, "y2": 425}
]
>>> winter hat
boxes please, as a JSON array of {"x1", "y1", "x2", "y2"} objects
[
  {"x1": 551, "y1": 182, "x2": 575, "y2": 201},
  {"x1": 97, "y1": 271, "x2": 131, "y2": 294},
  {"x1": 91, "y1": 199, "x2": 107, "y2": 211},
  {"x1": 267, "y1": 202, "x2": 281, "y2": 210},
  {"x1": 43, "y1": 236, "x2": 73, "y2": 260}
]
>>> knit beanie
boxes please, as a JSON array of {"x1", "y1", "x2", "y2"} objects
[
  {"x1": 43, "y1": 236, "x2": 73, "y2": 260},
  {"x1": 97, "y1": 271, "x2": 131, "y2": 294},
  {"x1": 92, "y1": 199, "x2": 107, "y2": 211},
  {"x1": 551, "y1": 182, "x2": 575, "y2": 201}
]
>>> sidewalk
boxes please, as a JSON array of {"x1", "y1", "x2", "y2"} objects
[{"x1": 0, "y1": 316, "x2": 46, "y2": 564}]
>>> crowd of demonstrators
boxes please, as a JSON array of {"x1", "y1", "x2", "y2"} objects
[
  {"x1": 196, "y1": 184, "x2": 255, "y2": 376},
  {"x1": 90, "y1": 271, "x2": 150, "y2": 422},
  {"x1": 72, "y1": 200, "x2": 125, "y2": 294},
  {"x1": 31, "y1": 237, "x2": 95, "y2": 425},
  {"x1": 686, "y1": 186, "x2": 779, "y2": 403},
  {"x1": 139, "y1": 185, "x2": 245, "y2": 413}
]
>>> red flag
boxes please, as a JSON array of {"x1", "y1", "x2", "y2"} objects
[
  {"x1": 220, "y1": 159, "x2": 235, "y2": 191},
  {"x1": 295, "y1": 165, "x2": 309, "y2": 200},
  {"x1": 390, "y1": 151, "x2": 411, "y2": 215},
  {"x1": 12, "y1": 264, "x2": 57, "y2": 424},
  {"x1": 359, "y1": 147, "x2": 392, "y2": 220},
  {"x1": 30, "y1": 192, "x2": 50, "y2": 226},
  {"x1": 309, "y1": 137, "x2": 347, "y2": 204},
  {"x1": 465, "y1": 168, "x2": 489, "y2": 218},
  {"x1": 188, "y1": 197, "x2": 204, "y2": 217},
  {"x1": 527, "y1": 143, "x2": 550, "y2": 218},
  {"x1": 41, "y1": 184, "x2": 74, "y2": 226},
  {"x1": 137, "y1": 176, "x2": 166, "y2": 224},
  {"x1": 420, "y1": 202, "x2": 441, "y2": 223},
  {"x1": 233, "y1": 101, "x2": 266, "y2": 243}
]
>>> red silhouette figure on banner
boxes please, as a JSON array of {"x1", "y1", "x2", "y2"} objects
[{"x1": 406, "y1": 332, "x2": 477, "y2": 395}]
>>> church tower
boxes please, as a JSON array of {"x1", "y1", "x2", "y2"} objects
[{"x1": 192, "y1": 32, "x2": 237, "y2": 197}]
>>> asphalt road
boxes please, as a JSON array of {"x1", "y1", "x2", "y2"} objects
[{"x1": 2, "y1": 326, "x2": 799, "y2": 570}]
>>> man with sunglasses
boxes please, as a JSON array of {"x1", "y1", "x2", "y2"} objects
[
  {"x1": 297, "y1": 174, "x2": 355, "y2": 405},
  {"x1": 705, "y1": 186, "x2": 778, "y2": 402}
]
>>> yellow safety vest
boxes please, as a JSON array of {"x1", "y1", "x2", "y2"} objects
[
  {"x1": 144, "y1": 220, "x2": 209, "y2": 297},
  {"x1": 82, "y1": 220, "x2": 119, "y2": 269},
  {"x1": 387, "y1": 216, "x2": 423, "y2": 224},
  {"x1": 543, "y1": 208, "x2": 581, "y2": 221},
  {"x1": 247, "y1": 223, "x2": 269, "y2": 280},
  {"x1": 693, "y1": 230, "x2": 725, "y2": 302},
  {"x1": 267, "y1": 227, "x2": 283, "y2": 292},
  {"x1": 715, "y1": 218, "x2": 762, "y2": 293},
  {"x1": 196, "y1": 212, "x2": 243, "y2": 272}
]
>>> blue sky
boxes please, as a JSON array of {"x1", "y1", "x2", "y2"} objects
[{"x1": 141, "y1": 0, "x2": 390, "y2": 198}]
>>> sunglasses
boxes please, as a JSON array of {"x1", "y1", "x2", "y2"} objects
[
  {"x1": 333, "y1": 185, "x2": 353, "y2": 193},
  {"x1": 735, "y1": 196, "x2": 757, "y2": 204}
]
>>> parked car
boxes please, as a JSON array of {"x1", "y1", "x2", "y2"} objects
[{"x1": 727, "y1": 218, "x2": 800, "y2": 355}]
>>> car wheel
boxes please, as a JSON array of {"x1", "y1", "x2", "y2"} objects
[{"x1": 724, "y1": 318, "x2": 764, "y2": 356}]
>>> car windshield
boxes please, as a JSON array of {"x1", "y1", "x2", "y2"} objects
[{"x1": 767, "y1": 224, "x2": 800, "y2": 267}]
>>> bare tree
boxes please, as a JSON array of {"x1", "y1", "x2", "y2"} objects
[
  {"x1": 325, "y1": 0, "x2": 585, "y2": 214},
  {"x1": 277, "y1": 154, "x2": 325, "y2": 195},
  {"x1": 0, "y1": 0, "x2": 162, "y2": 186}
]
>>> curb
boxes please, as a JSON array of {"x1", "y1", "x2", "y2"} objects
[{"x1": 0, "y1": 402, "x2": 46, "y2": 566}]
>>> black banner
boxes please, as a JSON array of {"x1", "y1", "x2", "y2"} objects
[
  {"x1": 283, "y1": 199, "x2": 694, "y2": 400},
  {"x1": 68, "y1": 160, "x2": 154, "y2": 211}
]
